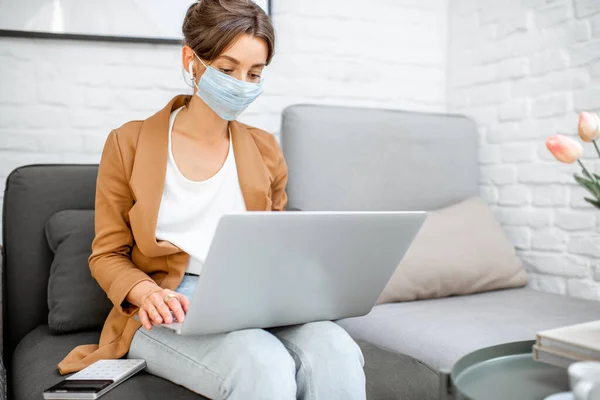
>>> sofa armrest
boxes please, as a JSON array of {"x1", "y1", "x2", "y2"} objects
[
  {"x1": 0, "y1": 245, "x2": 4, "y2": 400},
  {"x1": 0, "y1": 243, "x2": 3, "y2": 350},
  {"x1": 357, "y1": 340, "x2": 439, "y2": 400},
  {"x1": 0, "y1": 354, "x2": 6, "y2": 400},
  {"x1": 438, "y1": 369, "x2": 453, "y2": 400}
]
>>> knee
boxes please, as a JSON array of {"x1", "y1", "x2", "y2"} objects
[
  {"x1": 288, "y1": 323, "x2": 366, "y2": 400},
  {"x1": 235, "y1": 336, "x2": 296, "y2": 379},
  {"x1": 290, "y1": 322, "x2": 365, "y2": 368},
  {"x1": 223, "y1": 330, "x2": 296, "y2": 398}
]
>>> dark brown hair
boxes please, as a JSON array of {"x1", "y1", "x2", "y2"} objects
[{"x1": 183, "y1": 0, "x2": 275, "y2": 65}]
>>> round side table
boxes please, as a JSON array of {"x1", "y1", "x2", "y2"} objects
[{"x1": 445, "y1": 340, "x2": 570, "y2": 400}]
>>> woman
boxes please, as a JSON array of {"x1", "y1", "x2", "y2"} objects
[{"x1": 58, "y1": 1, "x2": 366, "y2": 398}]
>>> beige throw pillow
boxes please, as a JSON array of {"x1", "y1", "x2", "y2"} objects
[{"x1": 377, "y1": 196, "x2": 528, "y2": 304}]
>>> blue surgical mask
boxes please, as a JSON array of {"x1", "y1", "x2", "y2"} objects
[{"x1": 193, "y1": 55, "x2": 264, "y2": 121}]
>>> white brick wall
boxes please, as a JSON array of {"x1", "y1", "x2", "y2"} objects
[
  {"x1": 448, "y1": 0, "x2": 600, "y2": 300},
  {"x1": 2, "y1": 0, "x2": 599, "y2": 301},
  {"x1": 0, "y1": 0, "x2": 448, "y2": 240}
]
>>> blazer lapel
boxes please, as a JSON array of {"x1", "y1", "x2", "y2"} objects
[{"x1": 230, "y1": 121, "x2": 272, "y2": 211}]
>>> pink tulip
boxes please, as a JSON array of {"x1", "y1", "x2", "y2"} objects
[
  {"x1": 546, "y1": 135, "x2": 583, "y2": 164},
  {"x1": 578, "y1": 112, "x2": 600, "y2": 142}
]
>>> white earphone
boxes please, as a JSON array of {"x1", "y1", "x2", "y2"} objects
[{"x1": 188, "y1": 61, "x2": 195, "y2": 79}]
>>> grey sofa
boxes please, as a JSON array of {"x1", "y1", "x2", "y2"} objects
[{"x1": 3, "y1": 104, "x2": 600, "y2": 400}]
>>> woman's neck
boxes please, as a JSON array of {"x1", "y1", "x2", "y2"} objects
[{"x1": 176, "y1": 95, "x2": 229, "y2": 144}]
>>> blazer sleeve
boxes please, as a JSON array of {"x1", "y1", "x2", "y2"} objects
[
  {"x1": 89, "y1": 130, "x2": 154, "y2": 316},
  {"x1": 271, "y1": 143, "x2": 289, "y2": 212}
]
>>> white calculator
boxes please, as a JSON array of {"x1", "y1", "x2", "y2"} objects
[{"x1": 43, "y1": 359, "x2": 146, "y2": 399}]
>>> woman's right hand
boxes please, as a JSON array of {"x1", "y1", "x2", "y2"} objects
[
  {"x1": 128, "y1": 281, "x2": 190, "y2": 330},
  {"x1": 138, "y1": 288, "x2": 190, "y2": 330}
]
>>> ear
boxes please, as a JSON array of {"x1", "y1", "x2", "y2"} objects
[{"x1": 182, "y1": 45, "x2": 198, "y2": 80}]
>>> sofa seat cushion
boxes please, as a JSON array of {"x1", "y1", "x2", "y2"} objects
[
  {"x1": 338, "y1": 288, "x2": 600, "y2": 372},
  {"x1": 12, "y1": 325, "x2": 208, "y2": 400},
  {"x1": 12, "y1": 325, "x2": 437, "y2": 400}
]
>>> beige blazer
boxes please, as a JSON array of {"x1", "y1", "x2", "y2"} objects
[{"x1": 58, "y1": 95, "x2": 288, "y2": 374}]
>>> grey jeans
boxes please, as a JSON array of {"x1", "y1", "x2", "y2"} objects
[{"x1": 128, "y1": 276, "x2": 366, "y2": 399}]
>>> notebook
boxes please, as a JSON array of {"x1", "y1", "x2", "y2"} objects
[
  {"x1": 533, "y1": 344, "x2": 584, "y2": 369},
  {"x1": 535, "y1": 320, "x2": 600, "y2": 367}
]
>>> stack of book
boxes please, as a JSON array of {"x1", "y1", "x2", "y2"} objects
[{"x1": 534, "y1": 320, "x2": 600, "y2": 368}]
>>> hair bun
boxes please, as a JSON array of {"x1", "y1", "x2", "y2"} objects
[{"x1": 183, "y1": 0, "x2": 275, "y2": 64}]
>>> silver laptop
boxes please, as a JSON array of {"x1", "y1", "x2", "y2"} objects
[{"x1": 159, "y1": 211, "x2": 426, "y2": 335}]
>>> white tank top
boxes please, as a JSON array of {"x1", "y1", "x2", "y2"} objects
[{"x1": 155, "y1": 106, "x2": 247, "y2": 275}]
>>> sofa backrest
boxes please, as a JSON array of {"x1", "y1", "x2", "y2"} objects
[
  {"x1": 280, "y1": 105, "x2": 480, "y2": 211},
  {"x1": 2, "y1": 165, "x2": 97, "y2": 361}
]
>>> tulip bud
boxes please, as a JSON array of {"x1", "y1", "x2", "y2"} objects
[
  {"x1": 546, "y1": 135, "x2": 583, "y2": 164},
  {"x1": 578, "y1": 112, "x2": 600, "y2": 142}
]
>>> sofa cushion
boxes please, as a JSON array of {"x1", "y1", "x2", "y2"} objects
[
  {"x1": 45, "y1": 210, "x2": 112, "y2": 333},
  {"x1": 339, "y1": 288, "x2": 600, "y2": 372},
  {"x1": 12, "y1": 325, "x2": 437, "y2": 400},
  {"x1": 377, "y1": 197, "x2": 528, "y2": 304}
]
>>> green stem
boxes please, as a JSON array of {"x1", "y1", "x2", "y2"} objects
[
  {"x1": 594, "y1": 140, "x2": 600, "y2": 160},
  {"x1": 578, "y1": 159, "x2": 596, "y2": 181}
]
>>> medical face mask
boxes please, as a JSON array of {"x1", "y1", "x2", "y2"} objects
[{"x1": 192, "y1": 55, "x2": 264, "y2": 121}]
